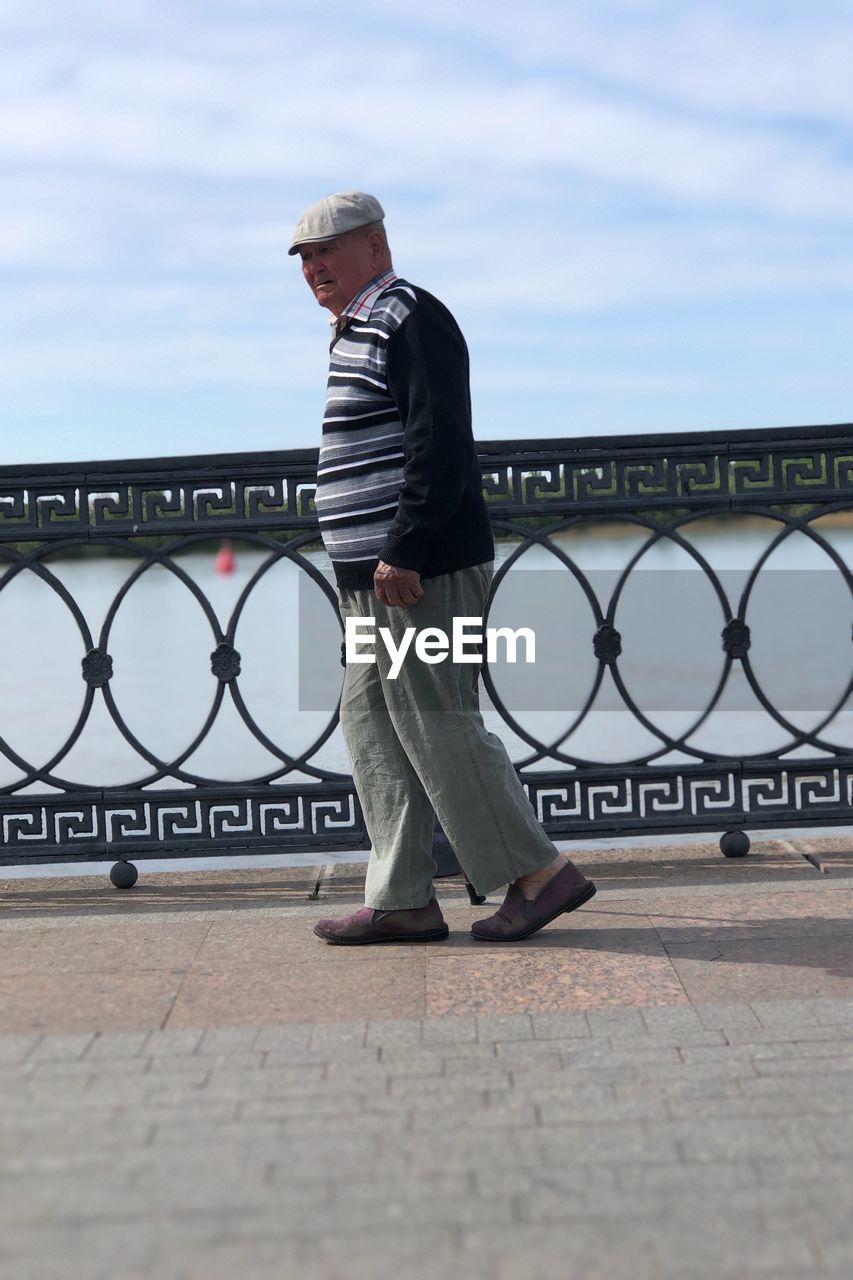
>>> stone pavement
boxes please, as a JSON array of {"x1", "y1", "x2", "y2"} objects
[{"x1": 1, "y1": 835, "x2": 853, "y2": 1279}]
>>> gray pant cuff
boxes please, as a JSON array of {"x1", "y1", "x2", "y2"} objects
[{"x1": 365, "y1": 895, "x2": 436, "y2": 912}]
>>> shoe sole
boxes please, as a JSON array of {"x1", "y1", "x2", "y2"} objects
[
  {"x1": 314, "y1": 925, "x2": 450, "y2": 946},
  {"x1": 470, "y1": 882, "x2": 597, "y2": 943}
]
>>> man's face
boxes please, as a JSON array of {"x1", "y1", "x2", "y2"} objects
[{"x1": 298, "y1": 230, "x2": 379, "y2": 317}]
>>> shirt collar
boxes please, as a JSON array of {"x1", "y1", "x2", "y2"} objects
[{"x1": 331, "y1": 269, "x2": 398, "y2": 337}]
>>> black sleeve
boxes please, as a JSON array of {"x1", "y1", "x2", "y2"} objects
[{"x1": 377, "y1": 297, "x2": 474, "y2": 572}]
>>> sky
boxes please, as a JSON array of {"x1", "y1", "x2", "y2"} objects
[{"x1": 2, "y1": 0, "x2": 852, "y2": 466}]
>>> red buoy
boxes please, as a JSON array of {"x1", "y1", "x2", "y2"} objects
[{"x1": 215, "y1": 541, "x2": 236, "y2": 575}]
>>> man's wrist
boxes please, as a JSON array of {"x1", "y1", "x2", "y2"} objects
[{"x1": 377, "y1": 533, "x2": 428, "y2": 571}]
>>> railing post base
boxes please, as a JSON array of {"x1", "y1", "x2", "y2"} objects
[
  {"x1": 110, "y1": 860, "x2": 139, "y2": 889},
  {"x1": 720, "y1": 830, "x2": 750, "y2": 858}
]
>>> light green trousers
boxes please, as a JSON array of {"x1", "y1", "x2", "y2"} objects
[{"x1": 338, "y1": 562, "x2": 558, "y2": 910}]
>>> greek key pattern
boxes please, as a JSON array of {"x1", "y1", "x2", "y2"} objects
[
  {"x1": 3, "y1": 426, "x2": 853, "y2": 541},
  {"x1": 0, "y1": 471, "x2": 318, "y2": 539},
  {"x1": 479, "y1": 436, "x2": 853, "y2": 514},
  {"x1": 0, "y1": 791, "x2": 364, "y2": 859},
  {"x1": 3, "y1": 766, "x2": 852, "y2": 860},
  {"x1": 525, "y1": 764, "x2": 853, "y2": 833}
]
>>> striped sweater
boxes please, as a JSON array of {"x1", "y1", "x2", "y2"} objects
[{"x1": 316, "y1": 270, "x2": 494, "y2": 590}]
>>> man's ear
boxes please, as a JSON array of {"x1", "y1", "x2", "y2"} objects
[{"x1": 368, "y1": 229, "x2": 387, "y2": 259}]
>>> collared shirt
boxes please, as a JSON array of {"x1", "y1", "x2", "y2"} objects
[{"x1": 331, "y1": 269, "x2": 399, "y2": 339}]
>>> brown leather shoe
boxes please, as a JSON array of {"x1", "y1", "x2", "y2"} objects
[
  {"x1": 471, "y1": 861, "x2": 596, "y2": 942},
  {"x1": 314, "y1": 898, "x2": 450, "y2": 945}
]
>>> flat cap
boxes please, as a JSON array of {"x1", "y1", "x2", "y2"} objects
[{"x1": 288, "y1": 191, "x2": 385, "y2": 255}]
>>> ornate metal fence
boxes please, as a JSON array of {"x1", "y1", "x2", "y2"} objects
[{"x1": 2, "y1": 422, "x2": 852, "y2": 884}]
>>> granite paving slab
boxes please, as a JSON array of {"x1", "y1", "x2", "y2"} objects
[
  {"x1": 576, "y1": 837, "x2": 820, "y2": 889},
  {"x1": 165, "y1": 954, "x2": 429, "y2": 1025},
  {"x1": 644, "y1": 885, "x2": 853, "y2": 942},
  {"x1": 424, "y1": 943, "x2": 688, "y2": 1015},
  {"x1": 668, "y1": 933, "x2": 853, "y2": 1003},
  {"x1": 0, "y1": 918, "x2": 213, "y2": 975},
  {"x1": 0, "y1": 968, "x2": 184, "y2": 1034},
  {"x1": 0, "y1": 864, "x2": 321, "y2": 919}
]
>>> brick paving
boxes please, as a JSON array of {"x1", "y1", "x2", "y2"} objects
[{"x1": 1, "y1": 837, "x2": 852, "y2": 1279}]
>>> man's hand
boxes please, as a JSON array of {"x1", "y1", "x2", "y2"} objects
[{"x1": 374, "y1": 561, "x2": 424, "y2": 607}]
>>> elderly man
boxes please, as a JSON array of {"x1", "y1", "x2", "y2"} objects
[{"x1": 291, "y1": 191, "x2": 595, "y2": 944}]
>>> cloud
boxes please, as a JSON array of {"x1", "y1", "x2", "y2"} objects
[
  {"x1": 1, "y1": 0, "x2": 852, "y2": 457},
  {"x1": 365, "y1": 0, "x2": 853, "y2": 124},
  {"x1": 0, "y1": 328, "x2": 323, "y2": 388},
  {"x1": 2, "y1": 4, "x2": 852, "y2": 218},
  {"x1": 0, "y1": 212, "x2": 80, "y2": 266}
]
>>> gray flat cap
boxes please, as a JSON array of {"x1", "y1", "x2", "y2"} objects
[{"x1": 288, "y1": 191, "x2": 385, "y2": 255}]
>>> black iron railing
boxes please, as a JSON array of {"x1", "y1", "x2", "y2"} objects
[{"x1": 2, "y1": 421, "x2": 852, "y2": 883}]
